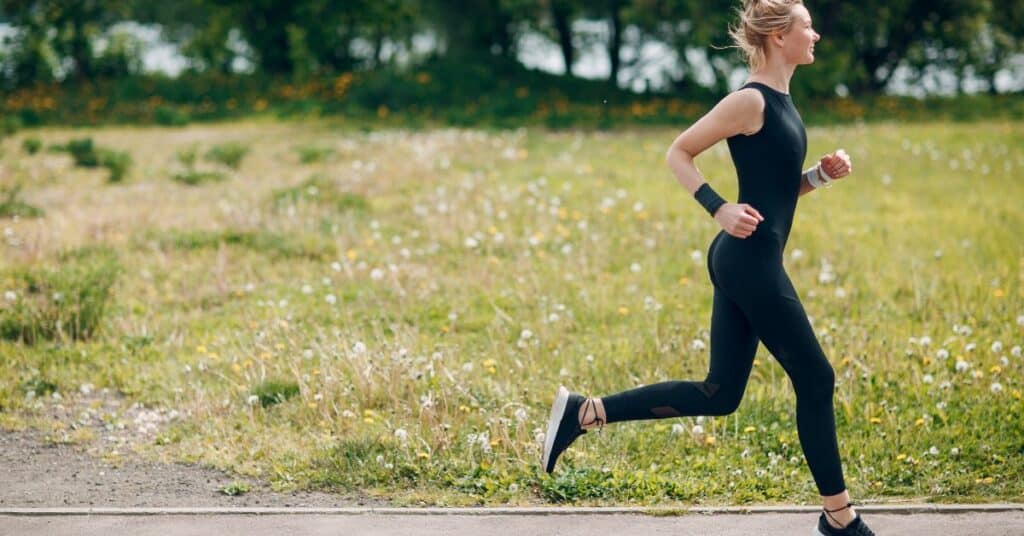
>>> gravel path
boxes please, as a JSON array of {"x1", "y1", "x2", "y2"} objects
[{"x1": 0, "y1": 428, "x2": 387, "y2": 508}]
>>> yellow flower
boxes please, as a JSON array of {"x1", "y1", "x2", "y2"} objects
[
  {"x1": 915, "y1": 418, "x2": 925, "y2": 426},
  {"x1": 743, "y1": 426, "x2": 756, "y2": 433},
  {"x1": 989, "y1": 365, "x2": 1001, "y2": 374},
  {"x1": 678, "y1": 277, "x2": 690, "y2": 285},
  {"x1": 618, "y1": 306, "x2": 630, "y2": 315},
  {"x1": 347, "y1": 249, "x2": 358, "y2": 260},
  {"x1": 993, "y1": 288, "x2": 1004, "y2": 298},
  {"x1": 704, "y1": 435, "x2": 716, "y2": 446},
  {"x1": 870, "y1": 417, "x2": 882, "y2": 424},
  {"x1": 417, "y1": 451, "x2": 430, "y2": 459},
  {"x1": 196, "y1": 345, "x2": 207, "y2": 354},
  {"x1": 896, "y1": 453, "x2": 907, "y2": 461}
]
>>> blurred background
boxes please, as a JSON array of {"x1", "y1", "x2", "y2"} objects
[{"x1": 2, "y1": 0, "x2": 1023, "y2": 129}]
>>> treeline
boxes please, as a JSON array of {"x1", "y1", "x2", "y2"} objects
[{"x1": 2, "y1": 0, "x2": 1022, "y2": 95}]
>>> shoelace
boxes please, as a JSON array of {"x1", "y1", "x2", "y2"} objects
[
  {"x1": 580, "y1": 397, "x2": 605, "y2": 433},
  {"x1": 823, "y1": 501, "x2": 856, "y2": 530}
]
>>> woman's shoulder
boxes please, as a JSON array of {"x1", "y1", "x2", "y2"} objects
[{"x1": 715, "y1": 87, "x2": 766, "y2": 137}]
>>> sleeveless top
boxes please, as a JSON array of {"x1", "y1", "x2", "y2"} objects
[{"x1": 725, "y1": 81, "x2": 808, "y2": 250}]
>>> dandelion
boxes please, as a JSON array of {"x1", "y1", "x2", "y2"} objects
[
  {"x1": 919, "y1": 336, "x2": 931, "y2": 346},
  {"x1": 508, "y1": 483, "x2": 519, "y2": 493},
  {"x1": 520, "y1": 329, "x2": 533, "y2": 340},
  {"x1": 939, "y1": 380, "x2": 952, "y2": 390},
  {"x1": 936, "y1": 349, "x2": 950, "y2": 360},
  {"x1": 671, "y1": 423, "x2": 686, "y2": 435},
  {"x1": 991, "y1": 341, "x2": 1003, "y2": 353},
  {"x1": 690, "y1": 339, "x2": 707, "y2": 352},
  {"x1": 690, "y1": 250, "x2": 702, "y2": 262},
  {"x1": 928, "y1": 446, "x2": 940, "y2": 456},
  {"x1": 464, "y1": 237, "x2": 479, "y2": 249},
  {"x1": 1011, "y1": 346, "x2": 1022, "y2": 358},
  {"x1": 325, "y1": 294, "x2": 337, "y2": 305},
  {"x1": 352, "y1": 341, "x2": 367, "y2": 354},
  {"x1": 301, "y1": 284, "x2": 313, "y2": 294},
  {"x1": 514, "y1": 408, "x2": 528, "y2": 422},
  {"x1": 691, "y1": 424, "x2": 704, "y2": 436},
  {"x1": 991, "y1": 382, "x2": 1003, "y2": 394},
  {"x1": 3, "y1": 290, "x2": 15, "y2": 301},
  {"x1": 1017, "y1": 314, "x2": 1024, "y2": 327},
  {"x1": 790, "y1": 249, "x2": 805, "y2": 260},
  {"x1": 247, "y1": 395, "x2": 259, "y2": 406},
  {"x1": 370, "y1": 268, "x2": 385, "y2": 280},
  {"x1": 394, "y1": 428, "x2": 408, "y2": 443},
  {"x1": 834, "y1": 287, "x2": 847, "y2": 299},
  {"x1": 922, "y1": 374, "x2": 934, "y2": 384},
  {"x1": 630, "y1": 262, "x2": 641, "y2": 273},
  {"x1": 331, "y1": 261, "x2": 342, "y2": 271},
  {"x1": 950, "y1": 447, "x2": 960, "y2": 456},
  {"x1": 955, "y1": 360, "x2": 970, "y2": 372}
]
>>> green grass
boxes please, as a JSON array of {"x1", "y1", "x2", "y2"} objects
[{"x1": 0, "y1": 118, "x2": 1022, "y2": 506}]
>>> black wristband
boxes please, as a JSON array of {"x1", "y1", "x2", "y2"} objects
[{"x1": 694, "y1": 182, "x2": 727, "y2": 217}]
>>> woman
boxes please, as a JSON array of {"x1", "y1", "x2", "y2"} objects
[{"x1": 541, "y1": 1, "x2": 874, "y2": 535}]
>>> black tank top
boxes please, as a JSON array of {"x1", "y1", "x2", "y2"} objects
[{"x1": 725, "y1": 81, "x2": 807, "y2": 250}]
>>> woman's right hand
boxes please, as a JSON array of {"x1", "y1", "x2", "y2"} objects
[{"x1": 714, "y1": 203, "x2": 764, "y2": 238}]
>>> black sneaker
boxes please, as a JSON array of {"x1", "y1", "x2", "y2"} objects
[
  {"x1": 815, "y1": 512, "x2": 876, "y2": 536},
  {"x1": 541, "y1": 385, "x2": 592, "y2": 474}
]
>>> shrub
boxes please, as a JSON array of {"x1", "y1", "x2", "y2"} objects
[
  {"x1": 22, "y1": 138, "x2": 42, "y2": 154},
  {"x1": 0, "y1": 246, "x2": 121, "y2": 344},
  {"x1": 154, "y1": 105, "x2": 191, "y2": 126},
  {"x1": 0, "y1": 185, "x2": 45, "y2": 219},
  {"x1": 205, "y1": 142, "x2": 249, "y2": 170},
  {"x1": 55, "y1": 137, "x2": 133, "y2": 182},
  {"x1": 294, "y1": 144, "x2": 334, "y2": 164},
  {"x1": 250, "y1": 379, "x2": 300, "y2": 408},
  {"x1": 172, "y1": 170, "x2": 227, "y2": 186}
]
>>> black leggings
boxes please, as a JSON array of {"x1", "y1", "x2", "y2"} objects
[{"x1": 600, "y1": 231, "x2": 846, "y2": 497}]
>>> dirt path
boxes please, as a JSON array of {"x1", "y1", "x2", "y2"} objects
[{"x1": 0, "y1": 428, "x2": 387, "y2": 508}]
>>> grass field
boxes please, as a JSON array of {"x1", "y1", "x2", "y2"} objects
[{"x1": 1, "y1": 118, "x2": 1022, "y2": 506}]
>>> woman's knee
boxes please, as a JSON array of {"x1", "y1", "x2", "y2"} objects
[{"x1": 797, "y1": 360, "x2": 836, "y2": 400}]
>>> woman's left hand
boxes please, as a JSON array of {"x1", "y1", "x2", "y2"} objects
[{"x1": 819, "y1": 148, "x2": 852, "y2": 180}]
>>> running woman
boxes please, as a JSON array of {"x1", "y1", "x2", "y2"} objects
[{"x1": 541, "y1": 1, "x2": 874, "y2": 535}]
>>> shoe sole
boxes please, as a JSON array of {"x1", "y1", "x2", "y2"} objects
[{"x1": 541, "y1": 385, "x2": 570, "y2": 473}]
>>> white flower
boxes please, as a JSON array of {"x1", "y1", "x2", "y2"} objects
[
  {"x1": 691, "y1": 424, "x2": 704, "y2": 436},
  {"x1": 325, "y1": 294, "x2": 337, "y2": 305},
  {"x1": 520, "y1": 329, "x2": 533, "y2": 340},
  {"x1": 922, "y1": 374, "x2": 934, "y2": 384},
  {"x1": 247, "y1": 395, "x2": 260, "y2": 406},
  {"x1": 462, "y1": 362, "x2": 474, "y2": 372},
  {"x1": 585, "y1": 354, "x2": 594, "y2": 362},
  {"x1": 52, "y1": 292, "x2": 63, "y2": 302},
  {"x1": 1017, "y1": 314, "x2": 1024, "y2": 327},
  {"x1": 990, "y1": 382, "x2": 1003, "y2": 394},
  {"x1": 630, "y1": 262, "x2": 641, "y2": 273},
  {"x1": 370, "y1": 268, "x2": 385, "y2": 280},
  {"x1": 394, "y1": 428, "x2": 408, "y2": 442},
  {"x1": 690, "y1": 250, "x2": 702, "y2": 262},
  {"x1": 690, "y1": 339, "x2": 707, "y2": 352},
  {"x1": 420, "y1": 392, "x2": 434, "y2": 409},
  {"x1": 955, "y1": 360, "x2": 970, "y2": 373},
  {"x1": 303, "y1": 349, "x2": 314, "y2": 359},
  {"x1": 834, "y1": 287, "x2": 847, "y2": 299},
  {"x1": 928, "y1": 446, "x2": 940, "y2": 456},
  {"x1": 534, "y1": 430, "x2": 545, "y2": 444},
  {"x1": 342, "y1": 409, "x2": 355, "y2": 418},
  {"x1": 1012, "y1": 346, "x2": 1022, "y2": 358},
  {"x1": 352, "y1": 341, "x2": 367, "y2": 354},
  {"x1": 508, "y1": 483, "x2": 519, "y2": 493},
  {"x1": 79, "y1": 383, "x2": 94, "y2": 395},
  {"x1": 547, "y1": 313, "x2": 559, "y2": 322},
  {"x1": 950, "y1": 447, "x2": 960, "y2": 456},
  {"x1": 936, "y1": 349, "x2": 950, "y2": 360},
  {"x1": 514, "y1": 408, "x2": 528, "y2": 422},
  {"x1": 301, "y1": 284, "x2": 313, "y2": 294},
  {"x1": 991, "y1": 341, "x2": 1003, "y2": 353},
  {"x1": 965, "y1": 342, "x2": 976, "y2": 352},
  {"x1": 671, "y1": 423, "x2": 686, "y2": 435},
  {"x1": 939, "y1": 380, "x2": 952, "y2": 390},
  {"x1": 331, "y1": 261, "x2": 342, "y2": 272},
  {"x1": 464, "y1": 237, "x2": 479, "y2": 248},
  {"x1": 790, "y1": 249, "x2": 805, "y2": 260},
  {"x1": 919, "y1": 336, "x2": 931, "y2": 347},
  {"x1": 3, "y1": 290, "x2": 16, "y2": 301}
]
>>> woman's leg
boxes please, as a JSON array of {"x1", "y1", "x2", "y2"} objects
[
  {"x1": 590, "y1": 286, "x2": 760, "y2": 425},
  {"x1": 735, "y1": 271, "x2": 855, "y2": 527}
]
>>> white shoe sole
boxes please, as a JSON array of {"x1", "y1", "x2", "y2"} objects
[
  {"x1": 541, "y1": 385, "x2": 570, "y2": 471},
  {"x1": 813, "y1": 527, "x2": 828, "y2": 536}
]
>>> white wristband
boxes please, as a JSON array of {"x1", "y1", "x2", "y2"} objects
[
  {"x1": 818, "y1": 163, "x2": 835, "y2": 187},
  {"x1": 804, "y1": 166, "x2": 823, "y2": 189}
]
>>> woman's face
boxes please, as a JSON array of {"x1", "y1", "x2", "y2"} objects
[{"x1": 780, "y1": 5, "x2": 820, "y2": 65}]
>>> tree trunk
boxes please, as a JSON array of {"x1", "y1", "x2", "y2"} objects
[
  {"x1": 607, "y1": 0, "x2": 623, "y2": 88},
  {"x1": 551, "y1": 0, "x2": 574, "y2": 76}
]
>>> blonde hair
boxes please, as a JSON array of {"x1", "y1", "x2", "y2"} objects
[{"x1": 727, "y1": 0, "x2": 803, "y2": 72}]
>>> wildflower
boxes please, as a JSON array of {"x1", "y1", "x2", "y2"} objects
[
  {"x1": 834, "y1": 287, "x2": 847, "y2": 298},
  {"x1": 508, "y1": 483, "x2": 519, "y2": 493},
  {"x1": 3, "y1": 290, "x2": 16, "y2": 301},
  {"x1": 690, "y1": 339, "x2": 707, "y2": 352},
  {"x1": 790, "y1": 249, "x2": 805, "y2": 260},
  {"x1": 352, "y1": 341, "x2": 367, "y2": 354},
  {"x1": 950, "y1": 447, "x2": 960, "y2": 456},
  {"x1": 690, "y1": 250, "x2": 702, "y2": 262},
  {"x1": 301, "y1": 284, "x2": 313, "y2": 294},
  {"x1": 955, "y1": 360, "x2": 970, "y2": 372},
  {"x1": 1011, "y1": 345, "x2": 1021, "y2": 357},
  {"x1": 928, "y1": 446, "x2": 939, "y2": 456},
  {"x1": 394, "y1": 428, "x2": 408, "y2": 443},
  {"x1": 370, "y1": 268, "x2": 385, "y2": 280},
  {"x1": 691, "y1": 424, "x2": 704, "y2": 436},
  {"x1": 919, "y1": 336, "x2": 931, "y2": 346},
  {"x1": 630, "y1": 262, "x2": 641, "y2": 273},
  {"x1": 671, "y1": 423, "x2": 686, "y2": 435},
  {"x1": 520, "y1": 329, "x2": 533, "y2": 340},
  {"x1": 1017, "y1": 315, "x2": 1024, "y2": 327},
  {"x1": 991, "y1": 382, "x2": 1003, "y2": 394},
  {"x1": 514, "y1": 408, "x2": 528, "y2": 422},
  {"x1": 325, "y1": 294, "x2": 337, "y2": 305},
  {"x1": 965, "y1": 342, "x2": 976, "y2": 352},
  {"x1": 464, "y1": 237, "x2": 479, "y2": 249},
  {"x1": 331, "y1": 261, "x2": 342, "y2": 271},
  {"x1": 247, "y1": 395, "x2": 259, "y2": 406},
  {"x1": 922, "y1": 374, "x2": 934, "y2": 384},
  {"x1": 939, "y1": 380, "x2": 952, "y2": 390},
  {"x1": 704, "y1": 436, "x2": 716, "y2": 445},
  {"x1": 936, "y1": 349, "x2": 950, "y2": 360},
  {"x1": 991, "y1": 341, "x2": 1003, "y2": 353}
]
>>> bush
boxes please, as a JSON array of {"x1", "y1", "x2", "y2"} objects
[
  {"x1": 271, "y1": 174, "x2": 370, "y2": 213},
  {"x1": 54, "y1": 137, "x2": 133, "y2": 182},
  {"x1": 172, "y1": 170, "x2": 227, "y2": 186},
  {"x1": 294, "y1": 144, "x2": 334, "y2": 164},
  {"x1": 0, "y1": 246, "x2": 121, "y2": 344},
  {"x1": 205, "y1": 142, "x2": 249, "y2": 170},
  {"x1": 22, "y1": 137, "x2": 42, "y2": 154},
  {"x1": 0, "y1": 185, "x2": 45, "y2": 219},
  {"x1": 154, "y1": 105, "x2": 191, "y2": 126},
  {"x1": 250, "y1": 379, "x2": 300, "y2": 408},
  {"x1": 1, "y1": 116, "x2": 23, "y2": 138}
]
